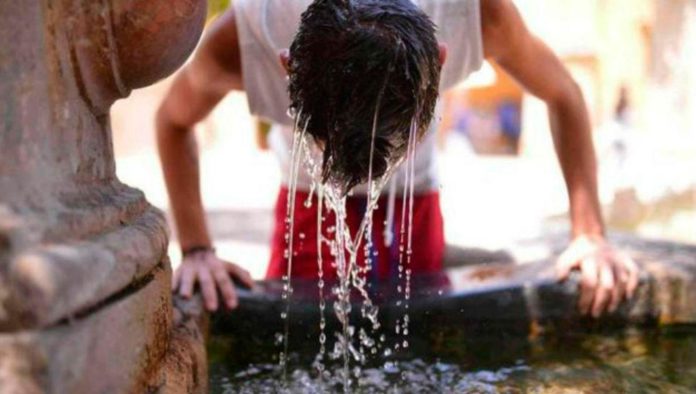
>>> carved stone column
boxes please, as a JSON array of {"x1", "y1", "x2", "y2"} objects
[{"x1": 0, "y1": 1, "x2": 207, "y2": 392}]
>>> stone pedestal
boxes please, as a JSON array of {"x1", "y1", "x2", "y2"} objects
[{"x1": 0, "y1": 1, "x2": 207, "y2": 392}]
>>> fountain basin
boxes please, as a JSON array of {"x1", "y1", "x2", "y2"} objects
[{"x1": 208, "y1": 234, "x2": 696, "y2": 392}]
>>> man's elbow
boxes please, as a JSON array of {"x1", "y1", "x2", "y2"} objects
[
  {"x1": 155, "y1": 102, "x2": 188, "y2": 153},
  {"x1": 156, "y1": 69, "x2": 201, "y2": 142},
  {"x1": 155, "y1": 103, "x2": 171, "y2": 133},
  {"x1": 547, "y1": 77, "x2": 585, "y2": 110},
  {"x1": 155, "y1": 104, "x2": 173, "y2": 144}
]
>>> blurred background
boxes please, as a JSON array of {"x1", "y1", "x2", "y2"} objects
[{"x1": 110, "y1": 0, "x2": 696, "y2": 279}]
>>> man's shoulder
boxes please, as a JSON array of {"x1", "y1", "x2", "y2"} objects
[
  {"x1": 232, "y1": 0, "x2": 309, "y2": 19},
  {"x1": 479, "y1": 0, "x2": 515, "y2": 30},
  {"x1": 231, "y1": 0, "x2": 308, "y2": 46},
  {"x1": 419, "y1": 0, "x2": 479, "y2": 16}
]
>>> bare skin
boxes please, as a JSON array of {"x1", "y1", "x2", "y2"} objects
[
  {"x1": 480, "y1": 0, "x2": 638, "y2": 317},
  {"x1": 157, "y1": 0, "x2": 639, "y2": 315},
  {"x1": 156, "y1": 10, "x2": 252, "y2": 311}
]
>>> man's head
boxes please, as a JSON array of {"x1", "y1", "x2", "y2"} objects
[{"x1": 286, "y1": 0, "x2": 443, "y2": 192}]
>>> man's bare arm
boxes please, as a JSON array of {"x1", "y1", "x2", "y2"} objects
[
  {"x1": 482, "y1": 0, "x2": 603, "y2": 237},
  {"x1": 156, "y1": 9, "x2": 252, "y2": 311},
  {"x1": 479, "y1": 0, "x2": 638, "y2": 316}
]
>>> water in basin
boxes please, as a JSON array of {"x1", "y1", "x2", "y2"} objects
[{"x1": 208, "y1": 324, "x2": 696, "y2": 393}]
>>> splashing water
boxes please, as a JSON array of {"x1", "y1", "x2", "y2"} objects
[
  {"x1": 214, "y1": 325, "x2": 696, "y2": 394},
  {"x1": 314, "y1": 186, "x2": 328, "y2": 374},
  {"x1": 279, "y1": 113, "x2": 309, "y2": 380},
  {"x1": 279, "y1": 102, "x2": 422, "y2": 392},
  {"x1": 402, "y1": 119, "x2": 419, "y2": 350}
]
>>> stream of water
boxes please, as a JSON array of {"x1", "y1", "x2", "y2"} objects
[{"x1": 278, "y1": 100, "x2": 420, "y2": 391}]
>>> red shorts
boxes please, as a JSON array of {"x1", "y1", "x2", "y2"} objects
[{"x1": 267, "y1": 187, "x2": 445, "y2": 281}]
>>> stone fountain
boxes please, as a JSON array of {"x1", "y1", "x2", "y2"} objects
[{"x1": 0, "y1": 1, "x2": 208, "y2": 392}]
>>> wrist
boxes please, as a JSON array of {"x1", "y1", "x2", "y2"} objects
[
  {"x1": 572, "y1": 233, "x2": 605, "y2": 244},
  {"x1": 571, "y1": 226, "x2": 605, "y2": 240},
  {"x1": 569, "y1": 201, "x2": 605, "y2": 239},
  {"x1": 182, "y1": 245, "x2": 216, "y2": 258}
]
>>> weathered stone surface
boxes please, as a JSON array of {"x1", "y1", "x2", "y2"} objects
[
  {"x1": 0, "y1": 206, "x2": 168, "y2": 331},
  {"x1": 0, "y1": 264, "x2": 171, "y2": 393},
  {"x1": 0, "y1": 0, "x2": 207, "y2": 332},
  {"x1": 0, "y1": 337, "x2": 46, "y2": 394},
  {"x1": 0, "y1": 0, "x2": 208, "y2": 392},
  {"x1": 1, "y1": 0, "x2": 209, "y2": 197},
  {"x1": 147, "y1": 296, "x2": 209, "y2": 394}
]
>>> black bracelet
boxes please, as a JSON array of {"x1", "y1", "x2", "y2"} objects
[{"x1": 182, "y1": 245, "x2": 216, "y2": 258}]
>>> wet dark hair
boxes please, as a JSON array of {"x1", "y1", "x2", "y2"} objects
[{"x1": 288, "y1": 0, "x2": 441, "y2": 193}]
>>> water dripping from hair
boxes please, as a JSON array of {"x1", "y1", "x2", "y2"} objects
[{"x1": 279, "y1": 111, "x2": 309, "y2": 382}]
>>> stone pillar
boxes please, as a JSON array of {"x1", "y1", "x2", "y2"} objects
[{"x1": 0, "y1": 1, "x2": 207, "y2": 392}]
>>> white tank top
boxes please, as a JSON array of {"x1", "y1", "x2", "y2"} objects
[{"x1": 234, "y1": 0, "x2": 484, "y2": 194}]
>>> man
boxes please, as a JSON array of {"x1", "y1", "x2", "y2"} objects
[{"x1": 157, "y1": 0, "x2": 639, "y2": 317}]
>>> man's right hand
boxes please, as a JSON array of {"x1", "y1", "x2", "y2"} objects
[
  {"x1": 173, "y1": 249, "x2": 255, "y2": 311},
  {"x1": 157, "y1": 7, "x2": 248, "y2": 313}
]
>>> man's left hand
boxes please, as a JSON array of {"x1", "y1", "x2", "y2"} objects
[{"x1": 556, "y1": 235, "x2": 640, "y2": 317}]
